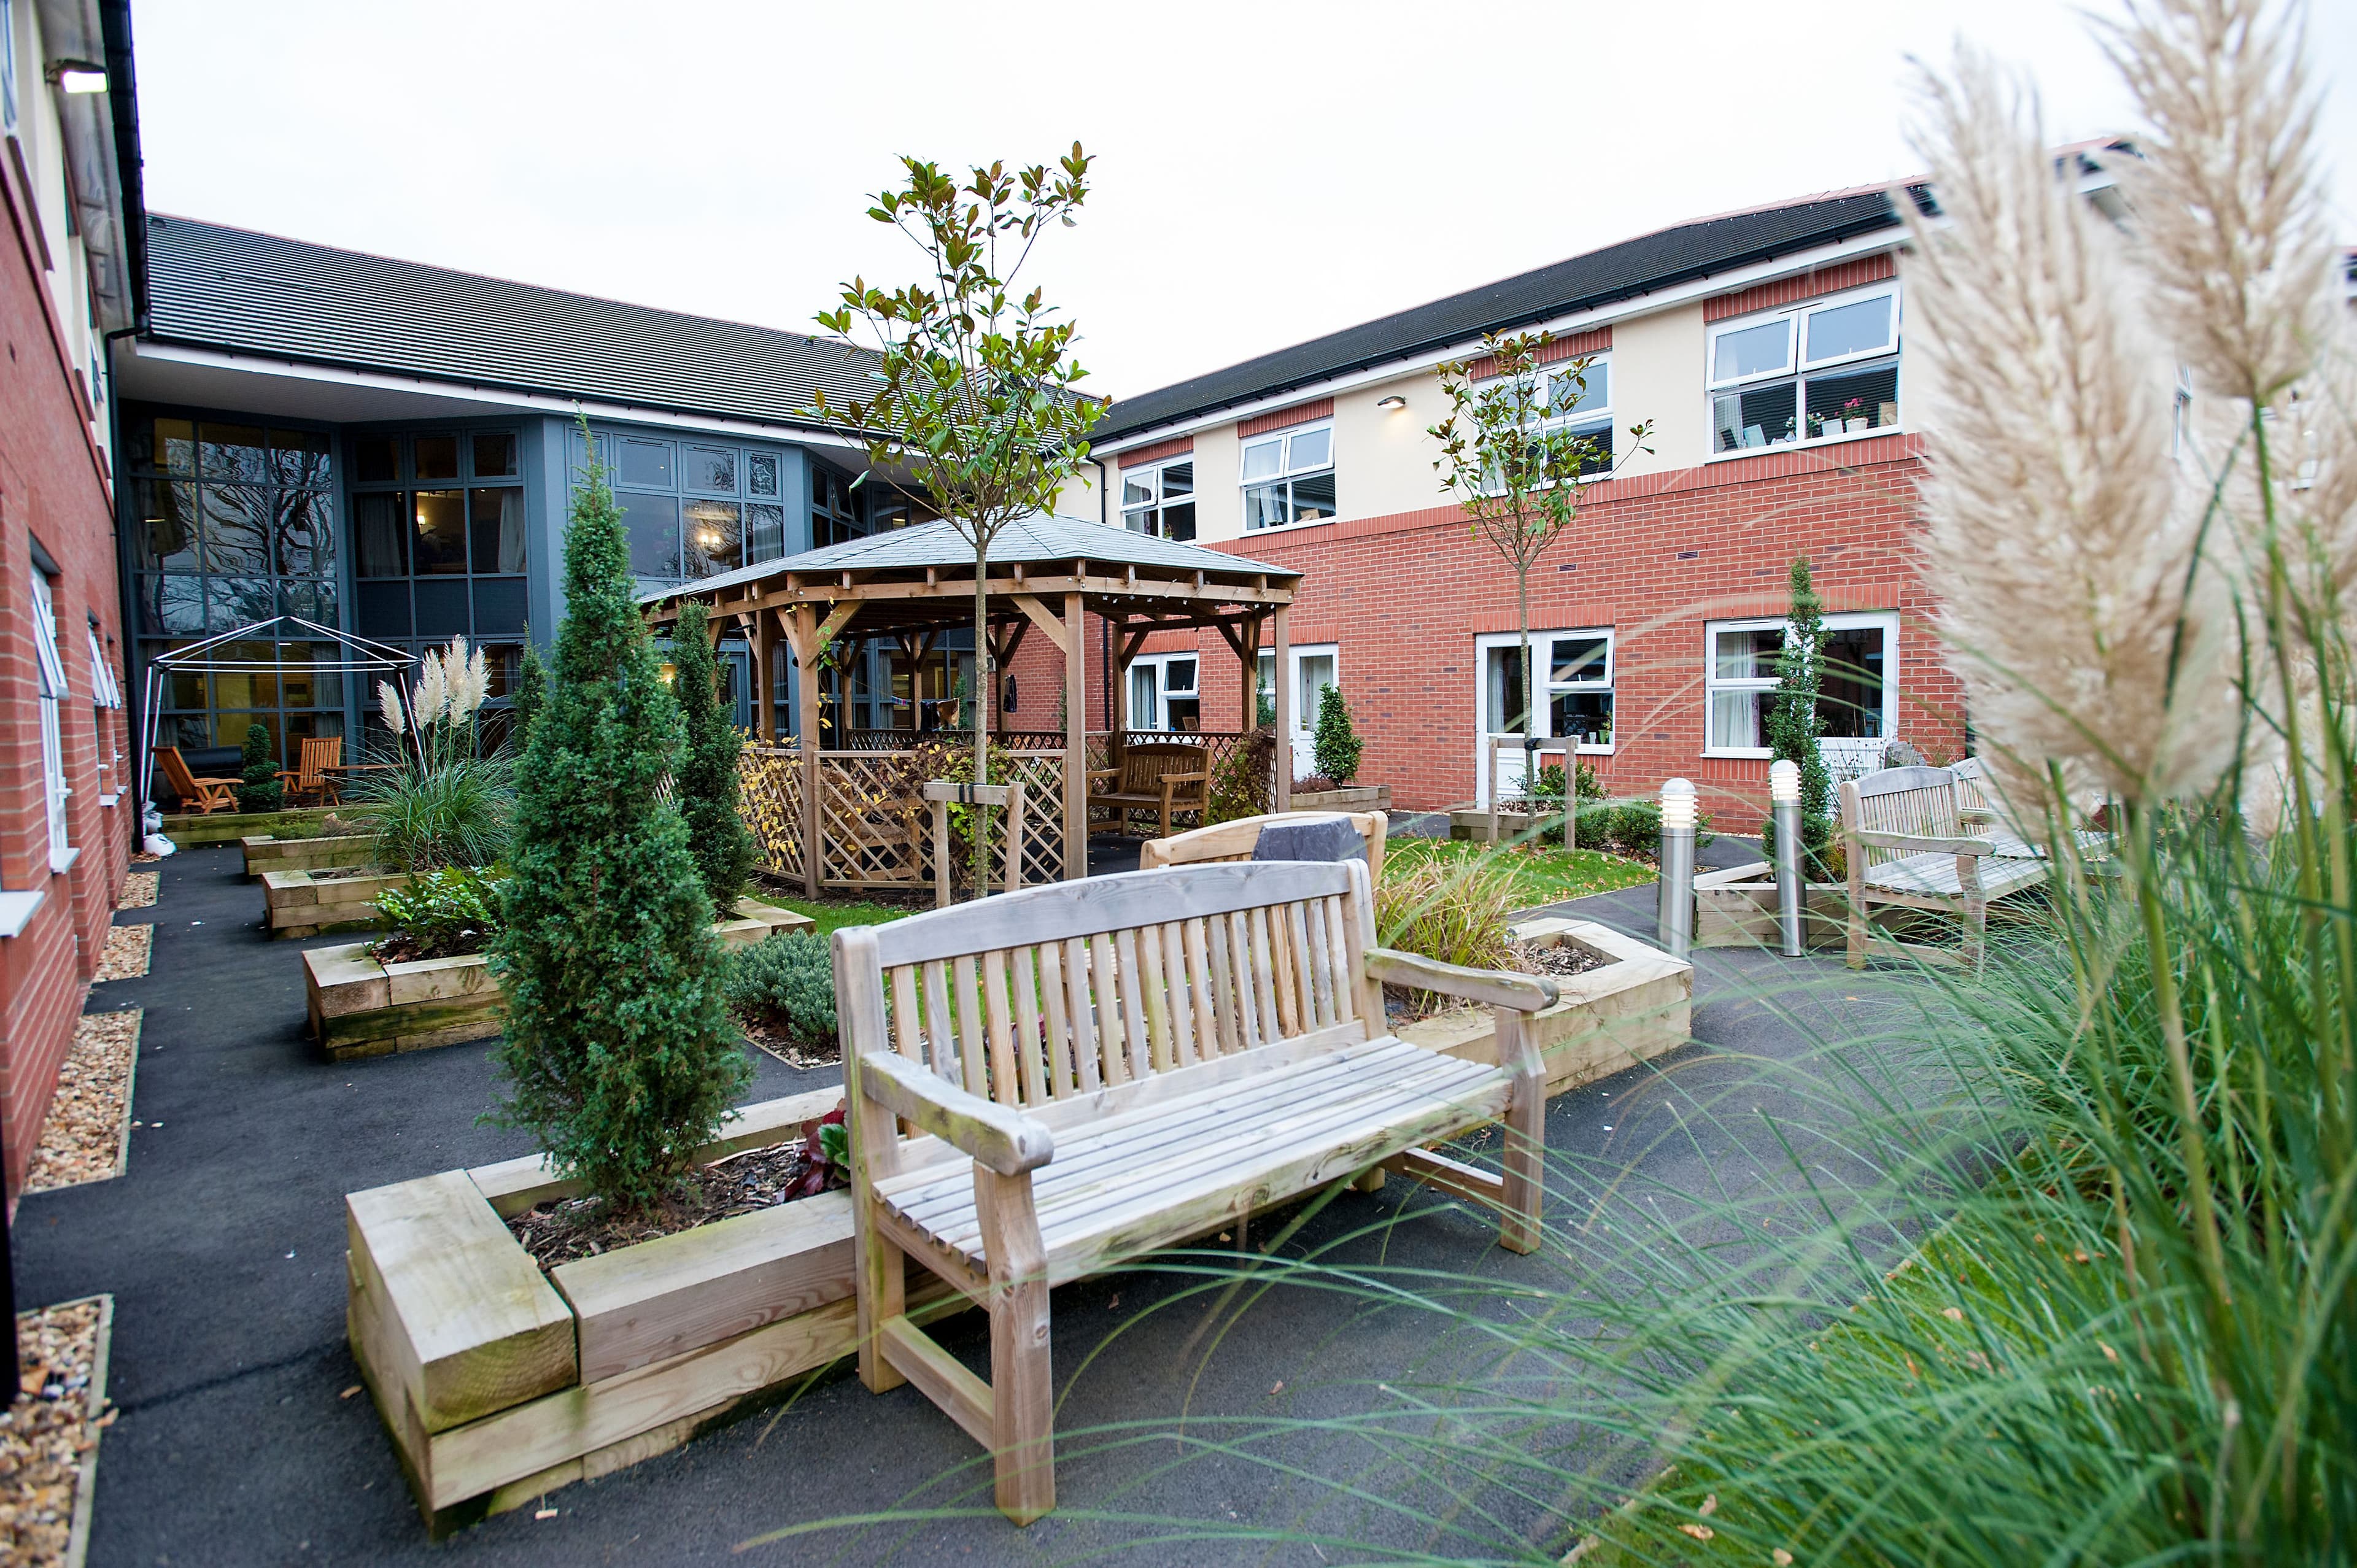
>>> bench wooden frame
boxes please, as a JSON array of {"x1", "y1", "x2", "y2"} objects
[
  {"x1": 1138, "y1": 809, "x2": 1387, "y2": 886},
  {"x1": 1840, "y1": 765, "x2": 2046, "y2": 970},
  {"x1": 1085, "y1": 741, "x2": 1210, "y2": 838},
  {"x1": 155, "y1": 745, "x2": 239, "y2": 814},
  {"x1": 923, "y1": 779, "x2": 1026, "y2": 909},
  {"x1": 835, "y1": 860, "x2": 1556, "y2": 1524}
]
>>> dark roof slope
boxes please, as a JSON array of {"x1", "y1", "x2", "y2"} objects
[
  {"x1": 142, "y1": 215, "x2": 881, "y2": 430},
  {"x1": 1093, "y1": 187, "x2": 1924, "y2": 445}
]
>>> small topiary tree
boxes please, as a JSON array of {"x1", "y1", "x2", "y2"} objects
[
  {"x1": 486, "y1": 431, "x2": 749, "y2": 1215},
  {"x1": 1760, "y1": 555, "x2": 1836, "y2": 876},
  {"x1": 670, "y1": 600, "x2": 758, "y2": 918},
  {"x1": 236, "y1": 723, "x2": 284, "y2": 813},
  {"x1": 1311, "y1": 684, "x2": 1363, "y2": 786},
  {"x1": 510, "y1": 636, "x2": 546, "y2": 747}
]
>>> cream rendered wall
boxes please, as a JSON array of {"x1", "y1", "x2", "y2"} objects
[
  {"x1": 1186, "y1": 423, "x2": 1243, "y2": 544},
  {"x1": 1055, "y1": 465, "x2": 1104, "y2": 523},
  {"x1": 11, "y1": 2, "x2": 99, "y2": 447},
  {"x1": 1330, "y1": 376, "x2": 1440, "y2": 525},
  {"x1": 1608, "y1": 301, "x2": 1709, "y2": 479}
]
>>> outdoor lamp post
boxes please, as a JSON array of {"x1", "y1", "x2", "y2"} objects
[
  {"x1": 1770, "y1": 759, "x2": 1805, "y2": 957},
  {"x1": 1658, "y1": 777, "x2": 1696, "y2": 959}
]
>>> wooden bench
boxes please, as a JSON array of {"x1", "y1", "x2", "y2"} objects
[
  {"x1": 1085, "y1": 741, "x2": 1209, "y2": 838},
  {"x1": 1840, "y1": 764, "x2": 2046, "y2": 969},
  {"x1": 155, "y1": 745, "x2": 239, "y2": 814},
  {"x1": 1139, "y1": 809, "x2": 1387, "y2": 886},
  {"x1": 1949, "y1": 755, "x2": 2110, "y2": 862},
  {"x1": 835, "y1": 860, "x2": 1557, "y2": 1523}
]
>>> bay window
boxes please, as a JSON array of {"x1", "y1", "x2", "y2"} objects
[
  {"x1": 1240, "y1": 425, "x2": 1335, "y2": 531},
  {"x1": 1704, "y1": 612, "x2": 1895, "y2": 755},
  {"x1": 1121, "y1": 459, "x2": 1196, "y2": 541},
  {"x1": 1709, "y1": 287, "x2": 1900, "y2": 454}
]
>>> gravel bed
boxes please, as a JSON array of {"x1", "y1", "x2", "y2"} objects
[
  {"x1": 92, "y1": 928, "x2": 149, "y2": 984},
  {"x1": 25, "y1": 1013, "x2": 140, "y2": 1194},
  {"x1": 0, "y1": 1300, "x2": 111, "y2": 1566},
  {"x1": 112, "y1": 873, "x2": 157, "y2": 911}
]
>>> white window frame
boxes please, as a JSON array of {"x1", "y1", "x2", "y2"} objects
[
  {"x1": 88, "y1": 627, "x2": 122, "y2": 805},
  {"x1": 1706, "y1": 283, "x2": 1902, "y2": 460},
  {"x1": 1475, "y1": 628, "x2": 1616, "y2": 754},
  {"x1": 1126, "y1": 651, "x2": 1202, "y2": 732},
  {"x1": 1238, "y1": 422, "x2": 1336, "y2": 533},
  {"x1": 1474, "y1": 358, "x2": 1616, "y2": 492},
  {"x1": 1119, "y1": 457, "x2": 1196, "y2": 541},
  {"x1": 1702, "y1": 611, "x2": 1898, "y2": 758},
  {"x1": 31, "y1": 570, "x2": 74, "y2": 871}
]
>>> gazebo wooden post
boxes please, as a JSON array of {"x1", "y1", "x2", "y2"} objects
[
  {"x1": 788, "y1": 605, "x2": 824, "y2": 898},
  {"x1": 1272, "y1": 604, "x2": 1293, "y2": 813},
  {"x1": 1062, "y1": 592, "x2": 1086, "y2": 881},
  {"x1": 749, "y1": 609, "x2": 775, "y2": 741},
  {"x1": 1237, "y1": 611, "x2": 1263, "y2": 733}
]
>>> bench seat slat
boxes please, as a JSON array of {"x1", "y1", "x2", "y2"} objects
[{"x1": 1864, "y1": 852, "x2": 2046, "y2": 898}]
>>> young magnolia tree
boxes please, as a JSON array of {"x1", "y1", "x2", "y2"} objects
[
  {"x1": 1430, "y1": 332, "x2": 1652, "y2": 799},
  {"x1": 812, "y1": 148, "x2": 1101, "y2": 891}
]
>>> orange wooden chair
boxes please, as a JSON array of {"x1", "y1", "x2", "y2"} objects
[
  {"x1": 155, "y1": 746, "x2": 239, "y2": 814},
  {"x1": 278, "y1": 736, "x2": 344, "y2": 806}
]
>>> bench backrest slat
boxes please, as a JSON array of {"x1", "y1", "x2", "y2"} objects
[
  {"x1": 1840, "y1": 765, "x2": 1965, "y2": 874},
  {"x1": 838, "y1": 862, "x2": 1372, "y2": 1113}
]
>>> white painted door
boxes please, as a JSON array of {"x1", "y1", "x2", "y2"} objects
[{"x1": 1288, "y1": 646, "x2": 1337, "y2": 781}]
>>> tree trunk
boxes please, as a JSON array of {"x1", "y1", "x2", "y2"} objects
[
  {"x1": 1517, "y1": 564, "x2": 1534, "y2": 814},
  {"x1": 972, "y1": 539, "x2": 991, "y2": 899}
]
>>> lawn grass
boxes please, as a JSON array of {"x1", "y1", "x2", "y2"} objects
[
  {"x1": 760, "y1": 894, "x2": 911, "y2": 944},
  {"x1": 1385, "y1": 834, "x2": 1655, "y2": 908}
]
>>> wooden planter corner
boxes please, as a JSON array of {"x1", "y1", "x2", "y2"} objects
[
  {"x1": 304, "y1": 900, "x2": 815, "y2": 1062},
  {"x1": 1397, "y1": 918, "x2": 1692, "y2": 1094},
  {"x1": 263, "y1": 867, "x2": 411, "y2": 938},
  {"x1": 347, "y1": 1088, "x2": 950, "y2": 1535},
  {"x1": 241, "y1": 832, "x2": 379, "y2": 877},
  {"x1": 1292, "y1": 784, "x2": 1391, "y2": 812},
  {"x1": 1693, "y1": 861, "x2": 1848, "y2": 949}
]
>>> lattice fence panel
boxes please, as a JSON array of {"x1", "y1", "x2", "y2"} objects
[
  {"x1": 1004, "y1": 751, "x2": 1067, "y2": 886},
  {"x1": 818, "y1": 751, "x2": 931, "y2": 887},
  {"x1": 737, "y1": 747, "x2": 806, "y2": 882}
]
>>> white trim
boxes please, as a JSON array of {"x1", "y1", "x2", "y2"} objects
[
  {"x1": 1089, "y1": 228, "x2": 1909, "y2": 458},
  {"x1": 1473, "y1": 628, "x2": 1616, "y2": 805},
  {"x1": 0, "y1": 889, "x2": 44, "y2": 938},
  {"x1": 1118, "y1": 454, "x2": 1197, "y2": 542},
  {"x1": 31, "y1": 570, "x2": 74, "y2": 872},
  {"x1": 1239, "y1": 421, "x2": 1337, "y2": 533},
  {"x1": 1701, "y1": 610, "x2": 1898, "y2": 758}
]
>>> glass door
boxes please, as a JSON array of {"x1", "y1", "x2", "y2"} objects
[{"x1": 1290, "y1": 646, "x2": 1337, "y2": 781}]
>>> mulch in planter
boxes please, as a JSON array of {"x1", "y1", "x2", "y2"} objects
[
  {"x1": 0, "y1": 1300, "x2": 110, "y2": 1565},
  {"x1": 366, "y1": 932, "x2": 487, "y2": 965},
  {"x1": 92, "y1": 927, "x2": 150, "y2": 984},
  {"x1": 504, "y1": 1130, "x2": 845, "y2": 1272},
  {"x1": 25, "y1": 1012, "x2": 140, "y2": 1194},
  {"x1": 1382, "y1": 935, "x2": 1606, "y2": 1024}
]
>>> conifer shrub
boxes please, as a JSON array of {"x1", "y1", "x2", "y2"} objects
[
  {"x1": 1310, "y1": 684, "x2": 1363, "y2": 786},
  {"x1": 486, "y1": 436, "x2": 749, "y2": 1214},
  {"x1": 1760, "y1": 555, "x2": 1836, "y2": 876},
  {"x1": 236, "y1": 723, "x2": 284, "y2": 813},
  {"x1": 669, "y1": 600, "x2": 757, "y2": 916},
  {"x1": 510, "y1": 638, "x2": 546, "y2": 746},
  {"x1": 722, "y1": 932, "x2": 836, "y2": 1046}
]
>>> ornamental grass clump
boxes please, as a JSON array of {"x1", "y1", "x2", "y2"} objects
[
  {"x1": 487, "y1": 431, "x2": 749, "y2": 1215},
  {"x1": 354, "y1": 635, "x2": 513, "y2": 873}
]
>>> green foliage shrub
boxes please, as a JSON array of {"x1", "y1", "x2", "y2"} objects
[
  {"x1": 236, "y1": 724, "x2": 284, "y2": 814},
  {"x1": 354, "y1": 758, "x2": 511, "y2": 873},
  {"x1": 670, "y1": 600, "x2": 757, "y2": 916},
  {"x1": 1374, "y1": 855, "x2": 1517, "y2": 1012},
  {"x1": 373, "y1": 868, "x2": 503, "y2": 960},
  {"x1": 722, "y1": 932, "x2": 837, "y2": 1046},
  {"x1": 1310, "y1": 684, "x2": 1363, "y2": 786},
  {"x1": 486, "y1": 427, "x2": 749, "y2": 1214},
  {"x1": 1761, "y1": 554, "x2": 1836, "y2": 876},
  {"x1": 1207, "y1": 727, "x2": 1279, "y2": 824}
]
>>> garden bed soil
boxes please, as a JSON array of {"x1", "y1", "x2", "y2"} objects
[
  {"x1": 741, "y1": 1018, "x2": 838, "y2": 1069},
  {"x1": 25, "y1": 1012, "x2": 140, "y2": 1193},
  {"x1": 2, "y1": 1297, "x2": 115, "y2": 1568},
  {"x1": 503, "y1": 1137, "x2": 839, "y2": 1271},
  {"x1": 1383, "y1": 933, "x2": 1607, "y2": 1025},
  {"x1": 91, "y1": 927, "x2": 149, "y2": 983}
]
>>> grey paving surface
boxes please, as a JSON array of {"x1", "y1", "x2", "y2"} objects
[{"x1": 18, "y1": 844, "x2": 1905, "y2": 1567}]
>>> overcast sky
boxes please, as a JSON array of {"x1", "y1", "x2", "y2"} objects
[{"x1": 132, "y1": 0, "x2": 2355, "y2": 403}]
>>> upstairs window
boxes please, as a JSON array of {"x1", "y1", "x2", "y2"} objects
[
  {"x1": 1709, "y1": 287, "x2": 1899, "y2": 454},
  {"x1": 1121, "y1": 460, "x2": 1195, "y2": 541},
  {"x1": 1240, "y1": 425, "x2": 1335, "y2": 531},
  {"x1": 1479, "y1": 359, "x2": 1615, "y2": 490}
]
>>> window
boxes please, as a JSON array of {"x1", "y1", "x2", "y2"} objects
[
  {"x1": 811, "y1": 466, "x2": 865, "y2": 549},
  {"x1": 1704, "y1": 612, "x2": 1895, "y2": 754},
  {"x1": 1479, "y1": 360, "x2": 1616, "y2": 489},
  {"x1": 1240, "y1": 424, "x2": 1335, "y2": 531},
  {"x1": 88, "y1": 627, "x2": 122, "y2": 803},
  {"x1": 1121, "y1": 460, "x2": 1195, "y2": 541},
  {"x1": 352, "y1": 430, "x2": 527, "y2": 646},
  {"x1": 1479, "y1": 630, "x2": 1615, "y2": 751},
  {"x1": 31, "y1": 568, "x2": 72, "y2": 870},
  {"x1": 1708, "y1": 287, "x2": 1899, "y2": 454},
  {"x1": 571, "y1": 427, "x2": 793, "y2": 580},
  {"x1": 1128, "y1": 653, "x2": 1201, "y2": 732}
]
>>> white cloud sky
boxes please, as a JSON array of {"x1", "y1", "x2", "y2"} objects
[{"x1": 132, "y1": 0, "x2": 2355, "y2": 403}]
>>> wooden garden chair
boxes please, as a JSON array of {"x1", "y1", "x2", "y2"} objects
[
  {"x1": 1840, "y1": 764, "x2": 2046, "y2": 969},
  {"x1": 155, "y1": 746, "x2": 239, "y2": 814},
  {"x1": 1139, "y1": 809, "x2": 1387, "y2": 887},
  {"x1": 277, "y1": 736, "x2": 344, "y2": 806},
  {"x1": 1085, "y1": 741, "x2": 1210, "y2": 838},
  {"x1": 836, "y1": 860, "x2": 1557, "y2": 1523}
]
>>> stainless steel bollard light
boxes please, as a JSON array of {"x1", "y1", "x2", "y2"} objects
[
  {"x1": 1658, "y1": 777, "x2": 1697, "y2": 959},
  {"x1": 1770, "y1": 758, "x2": 1805, "y2": 957}
]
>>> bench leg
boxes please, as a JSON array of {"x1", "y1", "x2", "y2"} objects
[
  {"x1": 1958, "y1": 854, "x2": 1987, "y2": 972},
  {"x1": 848, "y1": 1080, "x2": 907, "y2": 1395},
  {"x1": 1495, "y1": 1008, "x2": 1546, "y2": 1254},
  {"x1": 1846, "y1": 870, "x2": 1868, "y2": 970},
  {"x1": 977, "y1": 1167, "x2": 1055, "y2": 1524}
]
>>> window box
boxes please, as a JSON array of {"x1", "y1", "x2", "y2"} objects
[{"x1": 1708, "y1": 287, "x2": 1900, "y2": 457}]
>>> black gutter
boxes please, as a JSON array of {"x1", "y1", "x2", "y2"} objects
[
  {"x1": 1093, "y1": 191, "x2": 1928, "y2": 448},
  {"x1": 98, "y1": 0, "x2": 147, "y2": 326}
]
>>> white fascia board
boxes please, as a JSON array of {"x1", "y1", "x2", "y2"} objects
[
  {"x1": 1091, "y1": 226, "x2": 1910, "y2": 458},
  {"x1": 125, "y1": 341, "x2": 880, "y2": 455}
]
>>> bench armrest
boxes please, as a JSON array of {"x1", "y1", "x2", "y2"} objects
[
  {"x1": 1364, "y1": 946, "x2": 1558, "y2": 1013},
  {"x1": 1853, "y1": 830, "x2": 1997, "y2": 856},
  {"x1": 1085, "y1": 768, "x2": 1119, "y2": 787},
  {"x1": 856, "y1": 1049, "x2": 1054, "y2": 1176}
]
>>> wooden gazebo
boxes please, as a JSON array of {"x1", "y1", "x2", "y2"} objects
[{"x1": 640, "y1": 515, "x2": 1302, "y2": 895}]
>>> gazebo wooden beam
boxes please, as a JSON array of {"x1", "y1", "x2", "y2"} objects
[{"x1": 645, "y1": 571, "x2": 1292, "y2": 627}]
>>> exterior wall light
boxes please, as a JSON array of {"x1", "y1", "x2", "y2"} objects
[
  {"x1": 48, "y1": 61, "x2": 107, "y2": 94},
  {"x1": 1376, "y1": 395, "x2": 1407, "y2": 411}
]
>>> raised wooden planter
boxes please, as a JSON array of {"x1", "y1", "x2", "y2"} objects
[
  {"x1": 304, "y1": 898, "x2": 817, "y2": 1060},
  {"x1": 1398, "y1": 917, "x2": 1691, "y2": 1094},
  {"x1": 241, "y1": 831, "x2": 378, "y2": 877},
  {"x1": 1292, "y1": 784, "x2": 1391, "y2": 812},
  {"x1": 161, "y1": 803, "x2": 362, "y2": 848},
  {"x1": 1693, "y1": 860, "x2": 1848, "y2": 949},
  {"x1": 1447, "y1": 806, "x2": 1563, "y2": 842},
  {"x1": 346, "y1": 1088, "x2": 946, "y2": 1535},
  {"x1": 263, "y1": 867, "x2": 412, "y2": 938}
]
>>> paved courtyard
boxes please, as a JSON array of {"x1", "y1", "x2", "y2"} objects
[{"x1": 20, "y1": 841, "x2": 1899, "y2": 1566}]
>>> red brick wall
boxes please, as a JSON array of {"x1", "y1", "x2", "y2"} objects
[{"x1": 0, "y1": 141, "x2": 133, "y2": 1204}]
